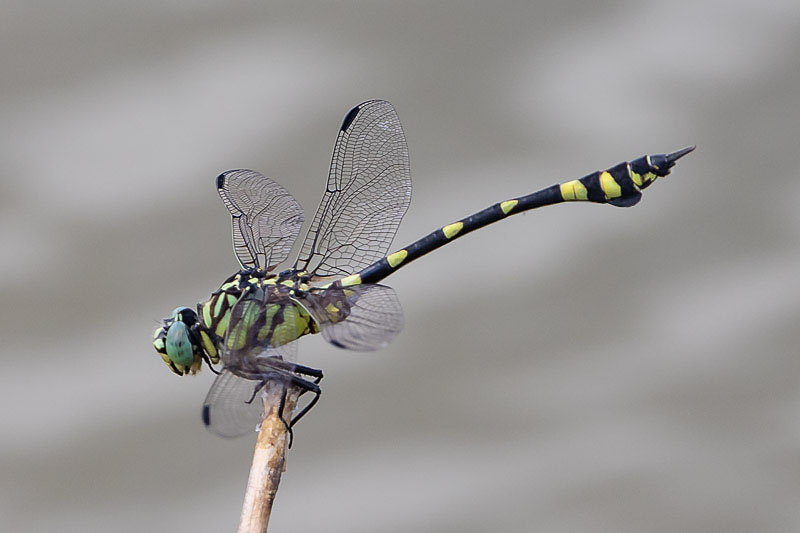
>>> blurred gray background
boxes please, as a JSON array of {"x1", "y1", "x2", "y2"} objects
[{"x1": 2, "y1": 1, "x2": 798, "y2": 531}]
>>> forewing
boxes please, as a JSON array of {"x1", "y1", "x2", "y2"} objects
[
  {"x1": 202, "y1": 369, "x2": 265, "y2": 438},
  {"x1": 217, "y1": 169, "x2": 305, "y2": 270},
  {"x1": 304, "y1": 284, "x2": 404, "y2": 351},
  {"x1": 295, "y1": 100, "x2": 411, "y2": 278}
]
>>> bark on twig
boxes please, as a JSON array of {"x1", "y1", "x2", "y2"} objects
[{"x1": 237, "y1": 381, "x2": 301, "y2": 533}]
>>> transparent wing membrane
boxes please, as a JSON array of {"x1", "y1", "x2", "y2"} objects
[
  {"x1": 305, "y1": 284, "x2": 404, "y2": 351},
  {"x1": 295, "y1": 100, "x2": 412, "y2": 278},
  {"x1": 203, "y1": 364, "x2": 319, "y2": 438},
  {"x1": 217, "y1": 169, "x2": 305, "y2": 271},
  {"x1": 202, "y1": 369, "x2": 269, "y2": 438}
]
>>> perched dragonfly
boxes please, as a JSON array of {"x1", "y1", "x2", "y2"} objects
[{"x1": 153, "y1": 100, "x2": 694, "y2": 439}]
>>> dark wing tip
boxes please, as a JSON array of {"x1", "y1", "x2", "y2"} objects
[
  {"x1": 340, "y1": 105, "x2": 360, "y2": 131},
  {"x1": 217, "y1": 169, "x2": 251, "y2": 190},
  {"x1": 202, "y1": 405, "x2": 211, "y2": 426},
  {"x1": 216, "y1": 172, "x2": 227, "y2": 190}
]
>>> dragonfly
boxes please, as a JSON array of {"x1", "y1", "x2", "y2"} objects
[{"x1": 153, "y1": 100, "x2": 694, "y2": 440}]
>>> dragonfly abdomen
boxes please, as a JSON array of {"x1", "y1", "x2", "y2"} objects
[
  {"x1": 338, "y1": 147, "x2": 694, "y2": 287},
  {"x1": 343, "y1": 187, "x2": 561, "y2": 286}
]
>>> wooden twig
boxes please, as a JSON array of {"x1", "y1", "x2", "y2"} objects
[{"x1": 237, "y1": 381, "x2": 301, "y2": 533}]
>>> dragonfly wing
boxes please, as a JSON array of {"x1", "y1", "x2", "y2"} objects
[
  {"x1": 295, "y1": 100, "x2": 412, "y2": 279},
  {"x1": 202, "y1": 369, "x2": 266, "y2": 438},
  {"x1": 217, "y1": 169, "x2": 305, "y2": 271},
  {"x1": 304, "y1": 284, "x2": 404, "y2": 351}
]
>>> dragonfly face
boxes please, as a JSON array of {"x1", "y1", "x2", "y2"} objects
[{"x1": 153, "y1": 307, "x2": 205, "y2": 376}]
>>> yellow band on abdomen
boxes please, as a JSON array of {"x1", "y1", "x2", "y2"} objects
[
  {"x1": 387, "y1": 249, "x2": 408, "y2": 268},
  {"x1": 560, "y1": 180, "x2": 588, "y2": 201},
  {"x1": 442, "y1": 222, "x2": 464, "y2": 239},
  {"x1": 599, "y1": 171, "x2": 622, "y2": 199}
]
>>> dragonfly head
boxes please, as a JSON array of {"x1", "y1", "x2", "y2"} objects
[{"x1": 153, "y1": 306, "x2": 203, "y2": 376}]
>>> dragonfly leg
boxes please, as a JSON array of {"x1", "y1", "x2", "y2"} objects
[
  {"x1": 256, "y1": 356, "x2": 324, "y2": 383},
  {"x1": 284, "y1": 362, "x2": 323, "y2": 384},
  {"x1": 202, "y1": 352, "x2": 221, "y2": 375},
  {"x1": 290, "y1": 384, "x2": 321, "y2": 428},
  {"x1": 265, "y1": 375, "x2": 319, "y2": 448},
  {"x1": 274, "y1": 383, "x2": 295, "y2": 447},
  {"x1": 245, "y1": 379, "x2": 267, "y2": 405},
  {"x1": 284, "y1": 374, "x2": 322, "y2": 448},
  {"x1": 268, "y1": 371, "x2": 323, "y2": 446},
  {"x1": 189, "y1": 324, "x2": 221, "y2": 374},
  {"x1": 242, "y1": 369, "x2": 322, "y2": 448}
]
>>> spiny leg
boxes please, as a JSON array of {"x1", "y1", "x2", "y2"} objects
[
  {"x1": 202, "y1": 353, "x2": 221, "y2": 375},
  {"x1": 274, "y1": 382, "x2": 294, "y2": 447},
  {"x1": 257, "y1": 356, "x2": 323, "y2": 381},
  {"x1": 283, "y1": 375, "x2": 323, "y2": 448},
  {"x1": 292, "y1": 363, "x2": 323, "y2": 383},
  {"x1": 245, "y1": 379, "x2": 266, "y2": 405},
  {"x1": 267, "y1": 375, "x2": 318, "y2": 448},
  {"x1": 290, "y1": 385, "x2": 321, "y2": 428}
]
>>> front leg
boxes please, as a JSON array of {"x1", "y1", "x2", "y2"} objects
[{"x1": 256, "y1": 355, "x2": 324, "y2": 383}]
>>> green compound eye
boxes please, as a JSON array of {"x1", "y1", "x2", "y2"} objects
[
  {"x1": 165, "y1": 321, "x2": 194, "y2": 367},
  {"x1": 171, "y1": 306, "x2": 193, "y2": 321}
]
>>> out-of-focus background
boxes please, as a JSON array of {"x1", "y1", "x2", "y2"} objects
[{"x1": 2, "y1": 1, "x2": 798, "y2": 531}]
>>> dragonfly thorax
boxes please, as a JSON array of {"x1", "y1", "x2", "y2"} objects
[{"x1": 154, "y1": 269, "x2": 324, "y2": 377}]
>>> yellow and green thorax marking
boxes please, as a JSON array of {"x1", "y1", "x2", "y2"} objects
[
  {"x1": 199, "y1": 271, "x2": 321, "y2": 358},
  {"x1": 155, "y1": 266, "x2": 369, "y2": 375}
]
